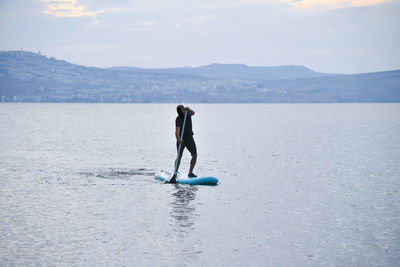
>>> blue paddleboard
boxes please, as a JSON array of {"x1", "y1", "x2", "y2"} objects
[{"x1": 155, "y1": 171, "x2": 218, "y2": 186}]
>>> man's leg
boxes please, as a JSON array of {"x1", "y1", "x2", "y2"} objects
[
  {"x1": 189, "y1": 153, "x2": 197, "y2": 175},
  {"x1": 175, "y1": 153, "x2": 183, "y2": 173},
  {"x1": 171, "y1": 144, "x2": 184, "y2": 183},
  {"x1": 186, "y1": 136, "x2": 197, "y2": 177}
]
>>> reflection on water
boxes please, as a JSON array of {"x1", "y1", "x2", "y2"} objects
[
  {"x1": 170, "y1": 185, "x2": 198, "y2": 232},
  {"x1": 168, "y1": 185, "x2": 203, "y2": 261}
]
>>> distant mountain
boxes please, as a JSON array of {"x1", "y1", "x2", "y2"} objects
[
  {"x1": 1, "y1": 50, "x2": 399, "y2": 103},
  {"x1": 111, "y1": 63, "x2": 333, "y2": 80}
]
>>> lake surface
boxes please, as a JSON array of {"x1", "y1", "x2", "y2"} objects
[{"x1": 0, "y1": 103, "x2": 399, "y2": 266}]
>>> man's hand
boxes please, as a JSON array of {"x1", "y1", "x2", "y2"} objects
[
  {"x1": 178, "y1": 139, "x2": 183, "y2": 144},
  {"x1": 184, "y1": 106, "x2": 195, "y2": 115}
]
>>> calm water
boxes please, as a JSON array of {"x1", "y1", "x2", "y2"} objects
[{"x1": 0, "y1": 103, "x2": 399, "y2": 266}]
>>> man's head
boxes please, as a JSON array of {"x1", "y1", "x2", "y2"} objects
[{"x1": 177, "y1": 105, "x2": 185, "y2": 117}]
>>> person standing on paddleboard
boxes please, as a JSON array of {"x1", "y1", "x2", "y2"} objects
[{"x1": 171, "y1": 105, "x2": 197, "y2": 183}]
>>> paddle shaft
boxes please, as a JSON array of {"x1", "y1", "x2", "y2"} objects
[{"x1": 173, "y1": 110, "x2": 188, "y2": 175}]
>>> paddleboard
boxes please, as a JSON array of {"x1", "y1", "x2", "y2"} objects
[{"x1": 155, "y1": 171, "x2": 218, "y2": 186}]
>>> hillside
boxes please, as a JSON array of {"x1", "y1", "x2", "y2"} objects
[
  {"x1": 111, "y1": 63, "x2": 332, "y2": 80},
  {"x1": 0, "y1": 50, "x2": 399, "y2": 103}
]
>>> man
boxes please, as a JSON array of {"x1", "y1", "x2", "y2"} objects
[{"x1": 171, "y1": 105, "x2": 197, "y2": 183}]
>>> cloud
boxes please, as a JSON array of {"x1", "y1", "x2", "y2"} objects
[
  {"x1": 283, "y1": 0, "x2": 388, "y2": 9},
  {"x1": 43, "y1": 0, "x2": 104, "y2": 18}
]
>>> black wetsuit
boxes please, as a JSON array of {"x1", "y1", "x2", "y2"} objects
[{"x1": 175, "y1": 114, "x2": 197, "y2": 155}]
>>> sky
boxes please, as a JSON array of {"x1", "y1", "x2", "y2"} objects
[{"x1": 0, "y1": 0, "x2": 399, "y2": 74}]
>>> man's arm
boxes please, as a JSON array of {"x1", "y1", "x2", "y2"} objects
[
  {"x1": 175, "y1": 126, "x2": 183, "y2": 144},
  {"x1": 185, "y1": 106, "x2": 195, "y2": 116}
]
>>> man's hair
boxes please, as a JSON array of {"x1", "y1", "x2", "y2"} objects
[{"x1": 177, "y1": 105, "x2": 185, "y2": 118}]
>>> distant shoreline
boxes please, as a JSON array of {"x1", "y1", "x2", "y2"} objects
[{"x1": 1, "y1": 50, "x2": 400, "y2": 103}]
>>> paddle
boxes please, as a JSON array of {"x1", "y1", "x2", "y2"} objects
[{"x1": 170, "y1": 110, "x2": 188, "y2": 183}]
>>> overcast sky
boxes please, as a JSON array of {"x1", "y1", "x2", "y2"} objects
[{"x1": 0, "y1": 0, "x2": 399, "y2": 73}]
